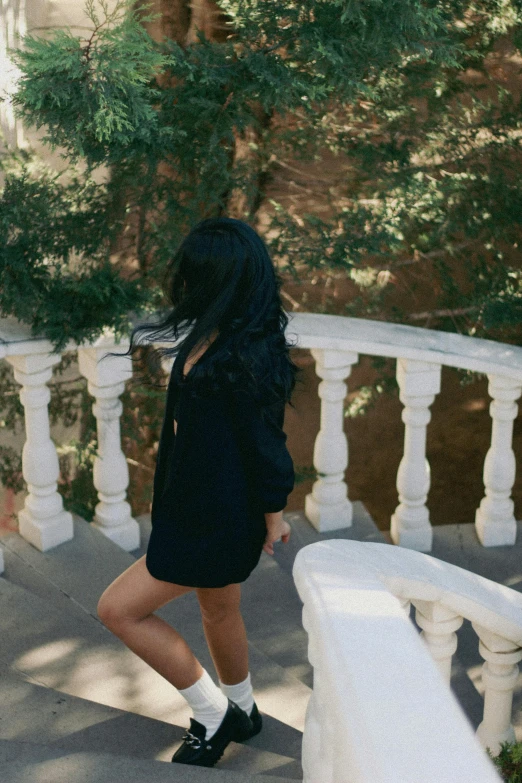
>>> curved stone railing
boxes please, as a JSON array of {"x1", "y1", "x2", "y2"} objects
[
  {"x1": 293, "y1": 539, "x2": 521, "y2": 782},
  {"x1": 288, "y1": 311, "x2": 522, "y2": 550},
  {"x1": 1, "y1": 310, "x2": 521, "y2": 556}
]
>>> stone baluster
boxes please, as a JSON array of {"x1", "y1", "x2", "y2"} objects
[
  {"x1": 390, "y1": 359, "x2": 441, "y2": 552},
  {"x1": 78, "y1": 340, "x2": 139, "y2": 551},
  {"x1": 472, "y1": 623, "x2": 522, "y2": 755},
  {"x1": 475, "y1": 375, "x2": 522, "y2": 547},
  {"x1": 413, "y1": 599, "x2": 463, "y2": 683},
  {"x1": 5, "y1": 352, "x2": 74, "y2": 551},
  {"x1": 305, "y1": 348, "x2": 358, "y2": 532}
]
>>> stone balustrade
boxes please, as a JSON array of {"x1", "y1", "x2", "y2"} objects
[
  {"x1": 1, "y1": 311, "x2": 522, "y2": 562},
  {"x1": 293, "y1": 538, "x2": 522, "y2": 781},
  {"x1": 0, "y1": 320, "x2": 138, "y2": 554},
  {"x1": 290, "y1": 312, "x2": 522, "y2": 549}
]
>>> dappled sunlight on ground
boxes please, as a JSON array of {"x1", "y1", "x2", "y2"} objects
[
  {"x1": 16, "y1": 638, "x2": 80, "y2": 669},
  {"x1": 12, "y1": 635, "x2": 192, "y2": 726}
]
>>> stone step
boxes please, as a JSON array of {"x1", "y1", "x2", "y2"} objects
[
  {"x1": 0, "y1": 666, "x2": 301, "y2": 778},
  {"x1": 0, "y1": 577, "x2": 304, "y2": 778},
  {"x1": 0, "y1": 503, "x2": 385, "y2": 778},
  {"x1": 0, "y1": 738, "x2": 293, "y2": 783},
  {"x1": 0, "y1": 661, "x2": 189, "y2": 761},
  {"x1": 0, "y1": 572, "x2": 198, "y2": 730},
  {"x1": 0, "y1": 517, "x2": 309, "y2": 771}
]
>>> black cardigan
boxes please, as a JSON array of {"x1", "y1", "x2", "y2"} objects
[
  {"x1": 151, "y1": 359, "x2": 295, "y2": 532},
  {"x1": 147, "y1": 343, "x2": 296, "y2": 585}
]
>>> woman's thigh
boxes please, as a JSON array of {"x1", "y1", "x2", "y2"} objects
[
  {"x1": 196, "y1": 583, "x2": 242, "y2": 624},
  {"x1": 97, "y1": 554, "x2": 194, "y2": 624}
]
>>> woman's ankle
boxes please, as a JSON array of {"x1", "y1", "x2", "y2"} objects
[
  {"x1": 219, "y1": 672, "x2": 254, "y2": 714},
  {"x1": 178, "y1": 668, "x2": 229, "y2": 740}
]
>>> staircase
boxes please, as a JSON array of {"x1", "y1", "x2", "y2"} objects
[
  {"x1": 2, "y1": 504, "x2": 522, "y2": 781},
  {"x1": 0, "y1": 502, "x2": 385, "y2": 782}
]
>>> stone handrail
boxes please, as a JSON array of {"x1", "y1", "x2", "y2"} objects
[
  {"x1": 292, "y1": 539, "x2": 519, "y2": 782},
  {"x1": 1, "y1": 310, "x2": 521, "y2": 555}
]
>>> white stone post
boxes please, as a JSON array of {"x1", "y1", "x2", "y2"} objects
[
  {"x1": 413, "y1": 599, "x2": 463, "y2": 684},
  {"x1": 78, "y1": 340, "x2": 139, "y2": 551},
  {"x1": 475, "y1": 375, "x2": 522, "y2": 547},
  {"x1": 472, "y1": 623, "x2": 522, "y2": 755},
  {"x1": 305, "y1": 348, "x2": 358, "y2": 532},
  {"x1": 390, "y1": 359, "x2": 441, "y2": 552},
  {"x1": 6, "y1": 352, "x2": 74, "y2": 551},
  {"x1": 301, "y1": 605, "x2": 334, "y2": 783}
]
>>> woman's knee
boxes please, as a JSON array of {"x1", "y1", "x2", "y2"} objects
[
  {"x1": 97, "y1": 582, "x2": 147, "y2": 629},
  {"x1": 97, "y1": 557, "x2": 193, "y2": 628},
  {"x1": 97, "y1": 588, "x2": 129, "y2": 629},
  {"x1": 197, "y1": 584, "x2": 242, "y2": 625}
]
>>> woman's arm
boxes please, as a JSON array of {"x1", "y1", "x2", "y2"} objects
[
  {"x1": 263, "y1": 510, "x2": 291, "y2": 555},
  {"x1": 226, "y1": 387, "x2": 295, "y2": 514}
]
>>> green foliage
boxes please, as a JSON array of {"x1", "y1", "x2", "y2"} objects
[
  {"x1": 293, "y1": 464, "x2": 319, "y2": 486},
  {"x1": 486, "y1": 740, "x2": 522, "y2": 782},
  {"x1": 5, "y1": 0, "x2": 519, "y2": 350},
  {"x1": 0, "y1": 152, "x2": 149, "y2": 352},
  {"x1": 9, "y1": 0, "x2": 167, "y2": 164},
  {"x1": 0, "y1": 360, "x2": 25, "y2": 501},
  {"x1": 269, "y1": 1, "x2": 522, "y2": 339}
]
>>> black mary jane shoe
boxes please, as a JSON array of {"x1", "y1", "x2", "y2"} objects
[
  {"x1": 171, "y1": 699, "x2": 253, "y2": 768},
  {"x1": 233, "y1": 701, "x2": 263, "y2": 742}
]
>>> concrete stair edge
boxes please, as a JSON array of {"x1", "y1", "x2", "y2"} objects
[
  {"x1": 0, "y1": 618, "x2": 304, "y2": 778},
  {"x1": 0, "y1": 739, "x2": 294, "y2": 783},
  {"x1": 0, "y1": 531, "x2": 308, "y2": 775}
]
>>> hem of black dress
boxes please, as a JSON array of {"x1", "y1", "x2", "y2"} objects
[{"x1": 145, "y1": 550, "x2": 255, "y2": 588}]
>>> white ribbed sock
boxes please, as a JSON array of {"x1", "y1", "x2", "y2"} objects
[
  {"x1": 178, "y1": 668, "x2": 229, "y2": 740},
  {"x1": 219, "y1": 672, "x2": 254, "y2": 715}
]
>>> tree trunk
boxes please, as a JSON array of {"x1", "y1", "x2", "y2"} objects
[
  {"x1": 137, "y1": 0, "x2": 191, "y2": 45},
  {"x1": 186, "y1": 0, "x2": 230, "y2": 44}
]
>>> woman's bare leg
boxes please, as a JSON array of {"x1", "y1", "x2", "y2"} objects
[
  {"x1": 97, "y1": 555, "x2": 203, "y2": 690},
  {"x1": 196, "y1": 583, "x2": 249, "y2": 685}
]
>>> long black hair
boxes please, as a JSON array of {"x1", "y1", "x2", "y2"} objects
[{"x1": 105, "y1": 217, "x2": 302, "y2": 408}]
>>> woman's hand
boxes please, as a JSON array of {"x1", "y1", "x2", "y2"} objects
[{"x1": 263, "y1": 511, "x2": 291, "y2": 555}]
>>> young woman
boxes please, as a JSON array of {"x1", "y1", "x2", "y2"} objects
[{"x1": 97, "y1": 217, "x2": 302, "y2": 768}]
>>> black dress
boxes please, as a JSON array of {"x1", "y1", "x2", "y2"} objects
[{"x1": 145, "y1": 337, "x2": 295, "y2": 588}]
